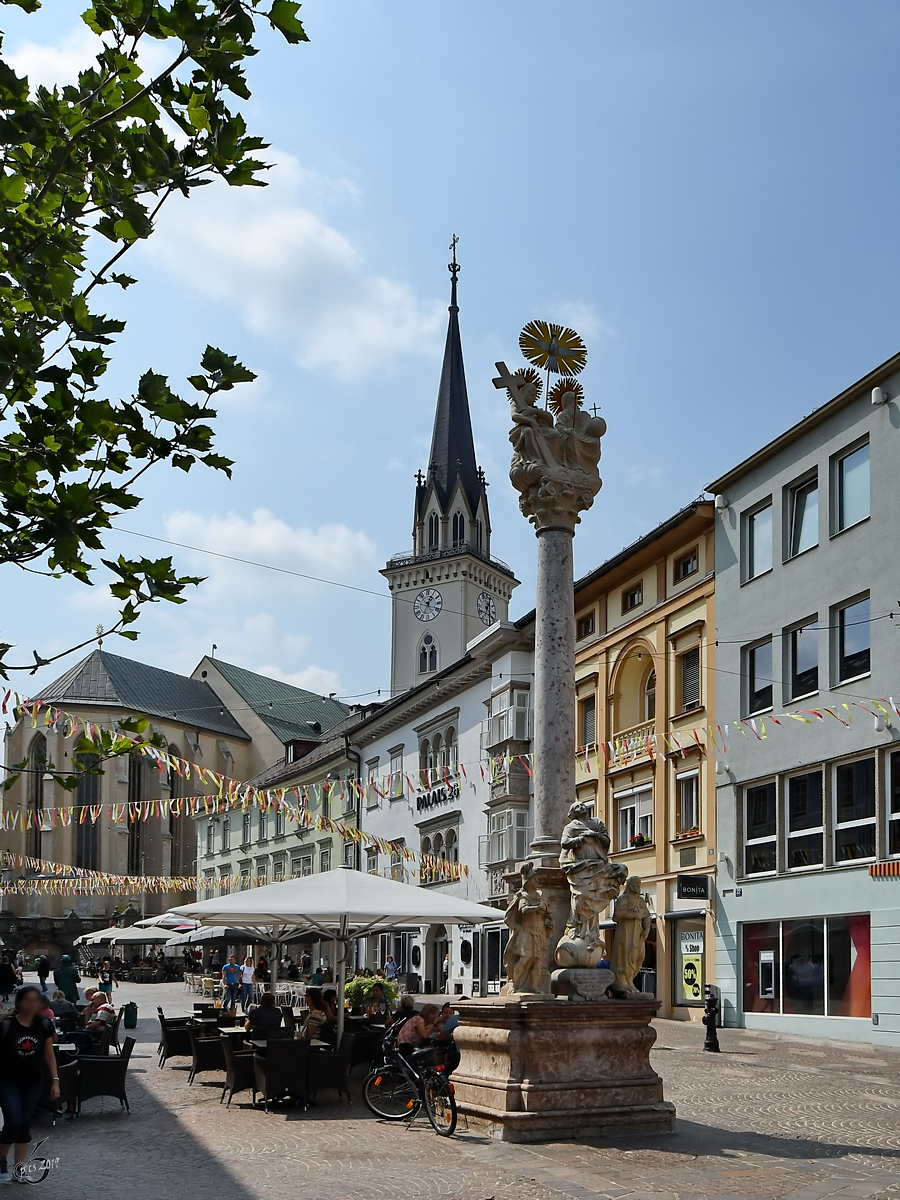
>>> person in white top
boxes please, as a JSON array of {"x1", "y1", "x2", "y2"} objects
[{"x1": 239, "y1": 957, "x2": 256, "y2": 1013}]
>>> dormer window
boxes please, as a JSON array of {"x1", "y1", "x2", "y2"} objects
[
  {"x1": 428, "y1": 512, "x2": 439, "y2": 550},
  {"x1": 452, "y1": 512, "x2": 465, "y2": 547}
]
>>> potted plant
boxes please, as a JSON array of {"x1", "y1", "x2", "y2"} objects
[
  {"x1": 676, "y1": 826, "x2": 701, "y2": 840},
  {"x1": 343, "y1": 975, "x2": 399, "y2": 1014},
  {"x1": 629, "y1": 833, "x2": 649, "y2": 848}
]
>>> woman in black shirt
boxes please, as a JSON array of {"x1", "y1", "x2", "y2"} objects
[
  {"x1": 0, "y1": 986, "x2": 58, "y2": 1182},
  {"x1": 243, "y1": 992, "x2": 283, "y2": 1036}
]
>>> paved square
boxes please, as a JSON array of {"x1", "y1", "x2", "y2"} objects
[{"x1": 28, "y1": 980, "x2": 900, "y2": 1200}]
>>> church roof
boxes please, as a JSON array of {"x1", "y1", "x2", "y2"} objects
[
  {"x1": 205, "y1": 659, "x2": 351, "y2": 744},
  {"x1": 36, "y1": 650, "x2": 250, "y2": 738},
  {"x1": 421, "y1": 260, "x2": 483, "y2": 517}
]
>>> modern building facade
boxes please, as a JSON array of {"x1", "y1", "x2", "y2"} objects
[
  {"x1": 710, "y1": 351, "x2": 900, "y2": 1046},
  {"x1": 572, "y1": 502, "x2": 717, "y2": 1021}
]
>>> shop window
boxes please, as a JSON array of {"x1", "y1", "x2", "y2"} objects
[
  {"x1": 615, "y1": 786, "x2": 652, "y2": 850},
  {"x1": 834, "y1": 758, "x2": 875, "y2": 862},
  {"x1": 676, "y1": 771, "x2": 699, "y2": 835},
  {"x1": 789, "y1": 620, "x2": 818, "y2": 699},
  {"x1": 744, "y1": 782, "x2": 776, "y2": 875},
  {"x1": 783, "y1": 918, "x2": 825, "y2": 1015},
  {"x1": 745, "y1": 639, "x2": 772, "y2": 715},
  {"x1": 673, "y1": 922, "x2": 704, "y2": 1006},
  {"x1": 835, "y1": 441, "x2": 869, "y2": 532},
  {"x1": 786, "y1": 771, "x2": 823, "y2": 869},
  {"x1": 890, "y1": 751, "x2": 900, "y2": 856},
  {"x1": 742, "y1": 921, "x2": 781, "y2": 1013},
  {"x1": 836, "y1": 596, "x2": 870, "y2": 681},
  {"x1": 745, "y1": 501, "x2": 772, "y2": 579},
  {"x1": 787, "y1": 476, "x2": 818, "y2": 558}
]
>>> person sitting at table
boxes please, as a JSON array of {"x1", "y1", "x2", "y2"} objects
[
  {"x1": 36, "y1": 995, "x2": 55, "y2": 1022},
  {"x1": 364, "y1": 983, "x2": 391, "y2": 1025},
  {"x1": 81, "y1": 988, "x2": 115, "y2": 1037},
  {"x1": 309, "y1": 966, "x2": 324, "y2": 987},
  {"x1": 299, "y1": 989, "x2": 328, "y2": 1041},
  {"x1": 396, "y1": 1003, "x2": 439, "y2": 1058},
  {"x1": 244, "y1": 992, "x2": 283, "y2": 1037},
  {"x1": 48, "y1": 991, "x2": 75, "y2": 1019}
]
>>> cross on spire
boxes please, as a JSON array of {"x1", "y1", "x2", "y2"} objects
[{"x1": 448, "y1": 234, "x2": 460, "y2": 308}]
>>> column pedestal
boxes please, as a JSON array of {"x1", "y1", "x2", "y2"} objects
[{"x1": 453, "y1": 996, "x2": 675, "y2": 1143}]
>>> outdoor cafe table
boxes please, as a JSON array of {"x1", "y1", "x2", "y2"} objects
[
  {"x1": 250, "y1": 1039, "x2": 329, "y2": 1052},
  {"x1": 192, "y1": 1016, "x2": 221, "y2": 1038}
]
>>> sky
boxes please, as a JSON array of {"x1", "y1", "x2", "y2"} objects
[{"x1": 4, "y1": 1, "x2": 900, "y2": 712}]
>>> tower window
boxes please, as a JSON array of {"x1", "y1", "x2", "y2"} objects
[
  {"x1": 452, "y1": 512, "x2": 465, "y2": 547},
  {"x1": 476, "y1": 520, "x2": 483, "y2": 550},
  {"x1": 419, "y1": 634, "x2": 437, "y2": 674},
  {"x1": 428, "y1": 512, "x2": 439, "y2": 550}
]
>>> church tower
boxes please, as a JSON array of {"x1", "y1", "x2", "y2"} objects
[{"x1": 381, "y1": 246, "x2": 519, "y2": 696}]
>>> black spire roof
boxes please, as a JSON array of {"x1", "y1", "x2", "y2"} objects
[{"x1": 423, "y1": 245, "x2": 482, "y2": 516}]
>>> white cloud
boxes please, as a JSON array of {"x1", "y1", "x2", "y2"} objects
[
  {"x1": 145, "y1": 152, "x2": 444, "y2": 379},
  {"x1": 550, "y1": 301, "x2": 617, "y2": 345},
  {"x1": 8, "y1": 26, "x2": 102, "y2": 88}
]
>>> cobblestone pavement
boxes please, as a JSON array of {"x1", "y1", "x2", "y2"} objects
[{"x1": 25, "y1": 979, "x2": 900, "y2": 1200}]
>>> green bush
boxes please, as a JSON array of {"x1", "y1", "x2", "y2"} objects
[{"x1": 343, "y1": 976, "x2": 398, "y2": 1010}]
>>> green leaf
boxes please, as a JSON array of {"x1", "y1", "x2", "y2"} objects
[
  {"x1": 268, "y1": 0, "x2": 310, "y2": 43},
  {"x1": 0, "y1": 174, "x2": 27, "y2": 202}
]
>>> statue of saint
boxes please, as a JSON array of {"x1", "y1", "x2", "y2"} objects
[
  {"x1": 610, "y1": 876, "x2": 652, "y2": 998},
  {"x1": 555, "y1": 800, "x2": 627, "y2": 969},
  {"x1": 503, "y1": 861, "x2": 553, "y2": 994}
]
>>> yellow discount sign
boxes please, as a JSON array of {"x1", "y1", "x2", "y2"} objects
[{"x1": 682, "y1": 954, "x2": 703, "y2": 1001}]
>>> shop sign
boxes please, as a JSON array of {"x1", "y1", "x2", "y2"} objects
[
  {"x1": 416, "y1": 781, "x2": 460, "y2": 812},
  {"x1": 676, "y1": 874, "x2": 710, "y2": 900},
  {"x1": 682, "y1": 955, "x2": 703, "y2": 1000},
  {"x1": 680, "y1": 930, "x2": 704, "y2": 956}
]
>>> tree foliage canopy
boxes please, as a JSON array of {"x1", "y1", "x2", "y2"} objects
[{"x1": 0, "y1": 0, "x2": 307, "y2": 679}]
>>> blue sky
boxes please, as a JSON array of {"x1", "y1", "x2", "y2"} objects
[{"x1": 4, "y1": 1, "x2": 900, "y2": 710}]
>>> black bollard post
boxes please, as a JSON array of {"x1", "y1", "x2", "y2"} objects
[{"x1": 702, "y1": 984, "x2": 720, "y2": 1052}]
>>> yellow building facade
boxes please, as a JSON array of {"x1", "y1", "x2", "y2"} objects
[{"x1": 573, "y1": 501, "x2": 716, "y2": 1021}]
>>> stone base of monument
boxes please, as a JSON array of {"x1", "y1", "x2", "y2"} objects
[{"x1": 452, "y1": 995, "x2": 675, "y2": 1144}]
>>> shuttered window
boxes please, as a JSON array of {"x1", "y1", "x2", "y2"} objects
[
  {"x1": 580, "y1": 696, "x2": 597, "y2": 747},
  {"x1": 680, "y1": 648, "x2": 700, "y2": 712}
]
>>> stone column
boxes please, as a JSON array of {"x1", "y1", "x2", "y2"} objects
[{"x1": 531, "y1": 525, "x2": 576, "y2": 861}]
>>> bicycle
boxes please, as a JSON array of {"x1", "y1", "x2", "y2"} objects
[{"x1": 362, "y1": 1024, "x2": 457, "y2": 1136}]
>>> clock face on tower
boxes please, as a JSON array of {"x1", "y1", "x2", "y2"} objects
[
  {"x1": 414, "y1": 588, "x2": 443, "y2": 621},
  {"x1": 477, "y1": 591, "x2": 497, "y2": 626}
]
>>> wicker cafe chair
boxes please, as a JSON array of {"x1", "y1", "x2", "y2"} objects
[
  {"x1": 220, "y1": 1035, "x2": 256, "y2": 1108},
  {"x1": 253, "y1": 1039, "x2": 310, "y2": 1112},
  {"x1": 77, "y1": 1036, "x2": 135, "y2": 1114},
  {"x1": 157, "y1": 1011, "x2": 193, "y2": 1068},
  {"x1": 188, "y1": 1023, "x2": 226, "y2": 1085},
  {"x1": 307, "y1": 1043, "x2": 351, "y2": 1106}
]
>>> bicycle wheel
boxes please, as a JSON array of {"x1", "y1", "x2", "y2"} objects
[
  {"x1": 423, "y1": 1070, "x2": 457, "y2": 1137},
  {"x1": 363, "y1": 1066, "x2": 420, "y2": 1120}
]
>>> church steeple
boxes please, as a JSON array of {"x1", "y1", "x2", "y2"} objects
[
  {"x1": 381, "y1": 241, "x2": 519, "y2": 696},
  {"x1": 418, "y1": 236, "x2": 483, "y2": 522}
]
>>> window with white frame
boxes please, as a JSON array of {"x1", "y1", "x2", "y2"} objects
[
  {"x1": 487, "y1": 687, "x2": 531, "y2": 745},
  {"x1": 745, "y1": 639, "x2": 773, "y2": 714},
  {"x1": 320, "y1": 845, "x2": 331, "y2": 873},
  {"x1": 615, "y1": 786, "x2": 652, "y2": 849},
  {"x1": 203, "y1": 869, "x2": 215, "y2": 898},
  {"x1": 788, "y1": 619, "x2": 818, "y2": 699},
  {"x1": 205, "y1": 822, "x2": 215, "y2": 856},
  {"x1": 836, "y1": 596, "x2": 870, "y2": 681},
  {"x1": 674, "y1": 548, "x2": 698, "y2": 582},
  {"x1": 221, "y1": 815, "x2": 230, "y2": 853},
  {"x1": 219, "y1": 866, "x2": 230, "y2": 893},
  {"x1": 745, "y1": 501, "x2": 773, "y2": 579},
  {"x1": 890, "y1": 752, "x2": 900, "y2": 857},
  {"x1": 239, "y1": 862, "x2": 251, "y2": 890},
  {"x1": 258, "y1": 809, "x2": 268, "y2": 841},
  {"x1": 786, "y1": 771, "x2": 823, "y2": 869},
  {"x1": 389, "y1": 747, "x2": 404, "y2": 799},
  {"x1": 833, "y1": 758, "x2": 875, "y2": 862},
  {"x1": 343, "y1": 841, "x2": 355, "y2": 868},
  {"x1": 480, "y1": 808, "x2": 530, "y2": 865},
  {"x1": 744, "y1": 781, "x2": 776, "y2": 875},
  {"x1": 366, "y1": 848, "x2": 378, "y2": 874},
  {"x1": 273, "y1": 858, "x2": 285, "y2": 882},
  {"x1": 787, "y1": 474, "x2": 818, "y2": 558},
  {"x1": 275, "y1": 808, "x2": 286, "y2": 837},
  {"x1": 644, "y1": 670, "x2": 656, "y2": 721},
  {"x1": 835, "y1": 441, "x2": 869, "y2": 532},
  {"x1": 622, "y1": 581, "x2": 643, "y2": 613},
  {"x1": 292, "y1": 854, "x2": 313, "y2": 878},
  {"x1": 366, "y1": 758, "x2": 380, "y2": 808},
  {"x1": 676, "y1": 771, "x2": 699, "y2": 835},
  {"x1": 389, "y1": 841, "x2": 404, "y2": 881},
  {"x1": 255, "y1": 859, "x2": 268, "y2": 886},
  {"x1": 242, "y1": 812, "x2": 252, "y2": 845}
]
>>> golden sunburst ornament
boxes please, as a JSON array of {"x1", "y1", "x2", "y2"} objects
[
  {"x1": 548, "y1": 376, "x2": 585, "y2": 415},
  {"x1": 512, "y1": 366, "x2": 543, "y2": 399},
  {"x1": 519, "y1": 320, "x2": 587, "y2": 376}
]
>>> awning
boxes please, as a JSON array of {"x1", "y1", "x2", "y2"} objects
[{"x1": 662, "y1": 908, "x2": 708, "y2": 921}]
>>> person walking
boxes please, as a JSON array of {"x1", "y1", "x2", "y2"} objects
[
  {"x1": 0, "y1": 986, "x2": 58, "y2": 1183},
  {"x1": 383, "y1": 955, "x2": 399, "y2": 982},
  {"x1": 0, "y1": 961, "x2": 16, "y2": 1004},
  {"x1": 239, "y1": 957, "x2": 255, "y2": 1013},
  {"x1": 220, "y1": 956, "x2": 241, "y2": 1010},
  {"x1": 96, "y1": 959, "x2": 118, "y2": 999},
  {"x1": 52, "y1": 956, "x2": 80, "y2": 1005},
  {"x1": 35, "y1": 957, "x2": 50, "y2": 993}
]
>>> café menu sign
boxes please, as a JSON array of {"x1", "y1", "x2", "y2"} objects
[{"x1": 416, "y1": 781, "x2": 460, "y2": 813}]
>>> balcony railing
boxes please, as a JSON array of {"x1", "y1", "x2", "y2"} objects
[
  {"x1": 609, "y1": 721, "x2": 656, "y2": 767},
  {"x1": 386, "y1": 542, "x2": 514, "y2": 578}
]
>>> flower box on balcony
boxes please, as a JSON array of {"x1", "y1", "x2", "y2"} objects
[
  {"x1": 628, "y1": 834, "x2": 651, "y2": 848},
  {"x1": 672, "y1": 828, "x2": 702, "y2": 842}
]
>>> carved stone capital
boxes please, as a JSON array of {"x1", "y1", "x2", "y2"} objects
[{"x1": 510, "y1": 466, "x2": 602, "y2": 534}]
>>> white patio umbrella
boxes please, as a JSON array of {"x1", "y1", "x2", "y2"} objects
[
  {"x1": 133, "y1": 913, "x2": 198, "y2": 929},
  {"x1": 73, "y1": 927, "x2": 117, "y2": 946},
  {"x1": 107, "y1": 927, "x2": 173, "y2": 946},
  {"x1": 169, "y1": 868, "x2": 503, "y2": 1038},
  {"x1": 164, "y1": 926, "x2": 257, "y2": 947}
]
